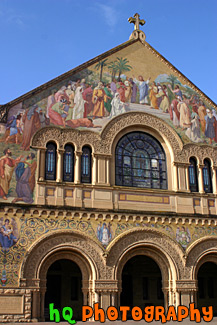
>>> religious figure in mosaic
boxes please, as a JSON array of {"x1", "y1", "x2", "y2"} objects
[
  {"x1": 176, "y1": 226, "x2": 191, "y2": 249},
  {"x1": 0, "y1": 218, "x2": 18, "y2": 250}
]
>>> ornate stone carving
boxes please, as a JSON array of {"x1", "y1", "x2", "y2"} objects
[
  {"x1": 31, "y1": 112, "x2": 217, "y2": 166},
  {"x1": 21, "y1": 231, "x2": 105, "y2": 283},
  {"x1": 31, "y1": 126, "x2": 101, "y2": 152},
  {"x1": 176, "y1": 143, "x2": 217, "y2": 165},
  {"x1": 185, "y1": 237, "x2": 217, "y2": 280},
  {"x1": 32, "y1": 112, "x2": 183, "y2": 158},
  {"x1": 106, "y1": 228, "x2": 185, "y2": 281}
]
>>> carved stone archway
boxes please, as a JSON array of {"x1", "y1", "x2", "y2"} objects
[
  {"x1": 20, "y1": 230, "x2": 104, "y2": 321},
  {"x1": 181, "y1": 237, "x2": 217, "y2": 309},
  {"x1": 38, "y1": 249, "x2": 92, "y2": 321},
  {"x1": 185, "y1": 237, "x2": 217, "y2": 280},
  {"x1": 106, "y1": 228, "x2": 184, "y2": 309}
]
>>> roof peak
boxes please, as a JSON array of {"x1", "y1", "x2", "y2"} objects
[{"x1": 128, "y1": 13, "x2": 146, "y2": 42}]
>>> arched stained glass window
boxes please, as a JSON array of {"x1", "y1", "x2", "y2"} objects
[
  {"x1": 188, "y1": 157, "x2": 198, "y2": 192},
  {"x1": 45, "y1": 142, "x2": 56, "y2": 181},
  {"x1": 81, "y1": 146, "x2": 91, "y2": 183},
  {"x1": 203, "y1": 159, "x2": 212, "y2": 193},
  {"x1": 63, "y1": 144, "x2": 74, "y2": 182},
  {"x1": 115, "y1": 132, "x2": 167, "y2": 189}
]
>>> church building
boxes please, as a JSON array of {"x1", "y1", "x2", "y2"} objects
[{"x1": 0, "y1": 14, "x2": 217, "y2": 322}]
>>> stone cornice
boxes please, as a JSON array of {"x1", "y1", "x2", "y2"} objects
[{"x1": 1, "y1": 205, "x2": 217, "y2": 224}]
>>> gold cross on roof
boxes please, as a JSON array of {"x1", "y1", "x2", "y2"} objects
[{"x1": 128, "y1": 13, "x2": 145, "y2": 31}]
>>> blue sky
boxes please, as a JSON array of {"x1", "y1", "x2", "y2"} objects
[{"x1": 0, "y1": 0, "x2": 217, "y2": 104}]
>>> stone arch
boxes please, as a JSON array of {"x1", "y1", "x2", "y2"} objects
[
  {"x1": 21, "y1": 230, "x2": 105, "y2": 285},
  {"x1": 20, "y1": 230, "x2": 105, "y2": 321},
  {"x1": 186, "y1": 237, "x2": 217, "y2": 280},
  {"x1": 109, "y1": 125, "x2": 172, "y2": 188},
  {"x1": 106, "y1": 228, "x2": 184, "y2": 281},
  {"x1": 38, "y1": 249, "x2": 90, "y2": 283},
  {"x1": 101, "y1": 111, "x2": 183, "y2": 159},
  {"x1": 31, "y1": 112, "x2": 184, "y2": 158},
  {"x1": 106, "y1": 228, "x2": 184, "y2": 309},
  {"x1": 31, "y1": 126, "x2": 101, "y2": 152},
  {"x1": 176, "y1": 143, "x2": 217, "y2": 165}
]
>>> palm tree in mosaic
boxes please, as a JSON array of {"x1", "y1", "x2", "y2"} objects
[
  {"x1": 95, "y1": 59, "x2": 108, "y2": 82},
  {"x1": 167, "y1": 74, "x2": 180, "y2": 89},
  {"x1": 115, "y1": 57, "x2": 132, "y2": 79},
  {"x1": 108, "y1": 61, "x2": 118, "y2": 80}
]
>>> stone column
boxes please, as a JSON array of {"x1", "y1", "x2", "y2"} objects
[
  {"x1": 212, "y1": 166, "x2": 217, "y2": 194},
  {"x1": 74, "y1": 151, "x2": 82, "y2": 184},
  {"x1": 111, "y1": 292, "x2": 116, "y2": 306},
  {"x1": 176, "y1": 280, "x2": 197, "y2": 308},
  {"x1": 56, "y1": 149, "x2": 64, "y2": 182},
  {"x1": 185, "y1": 165, "x2": 190, "y2": 191},
  {"x1": 32, "y1": 290, "x2": 40, "y2": 321},
  {"x1": 36, "y1": 149, "x2": 41, "y2": 181},
  {"x1": 175, "y1": 291, "x2": 180, "y2": 310},
  {"x1": 198, "y1": 164, "x2": 205, "y2": 194},
  {"x1": 92, "y1": 154, "x2": 98, "y2": 185},
  {"x1": 106, "y1": 158, "x2": 110, "y2": 186},
  {"x1": 83, "y1": 290, "x2": 88, "y2": 305},
  {"x1": 95, "y1": 281, "x2": 118, "y2": 310},
  {"x1": 117, "y1": 291, "x2": 121, "y2": 309},
  {"x1": 163, "y1": 289, "x2": 169, "y2": 311},
  {"x1": 39, "y1": 149, "x2": 46, "y2": 181},
  {"x1": 95, "y1": 292, "x2": 99, "y2": 304},
  {"x1": 173, "y1": 163, "x2": 179, "y2": 191},
  {"x1": 162, "y1": 281, "x2": 170, "y2": 311},
  {"x1": 40, "y1": 288, "x2": 46, "y2": 321},
  {"x1": 100, "y1": 291, "x2": 111, "y2": 310}
]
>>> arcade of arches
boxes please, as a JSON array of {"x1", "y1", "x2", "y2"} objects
[{"x1": 8, "y1": 230, "x2": 215, "y2": 321}]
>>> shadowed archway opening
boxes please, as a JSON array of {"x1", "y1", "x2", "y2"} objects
[
  {"x1": 197, "y1": 262, "x2": 217, "y2": 316},
  {"x1": 120, "y1": 255, "x2": 164, "y2": 313},
  {"x1": 44, "y1": 259, "x2": 82, "y2": 320}
]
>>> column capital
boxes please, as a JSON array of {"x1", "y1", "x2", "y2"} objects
[
  {"x1": 57, "y1": 148, "x2": 65, "y2": 154},
  {"x1": 175, "y1": 280, "x2": 197, "y2": 292},
  {"x1": 75, "y1": 151, "x2": 82, "y2": 156}
]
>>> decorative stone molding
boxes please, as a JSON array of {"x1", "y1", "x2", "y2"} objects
[
  {"x1": 186, "y1": 237, "x2": 217, "y2": 280},
  {"x1": 100, "y1": 112, "x2": 183, "y2": 157},
  {"x1": 31, "y1": 112, "x2": 217, "y2": 167},
  {"x1": 176, "y1": 143, "x2": 217, "y2": 165},
  {"x1": 31, "y1": 126, "x2": 101, "y2": 152},
  {"x1": 106, "y1": 228, "x2": 185, "y2": 281},
  {"x1": 95, "y1": 280, "x2": 118, "y2": 293},
  {"x1": 21, "y1": 231, "x2": 105, "y2": 283},
  {"x1": 31, "y1": 112, "x2": 182, "y2": 157},
  {"x1": 39, "y1": 251, "x2": 90, "y2": 282},
  {"x1": 176, "y1": 280, "x2": 197, "y2": 292},
  {"x1": 1, "y1": 204, "x2": 217, "y2": 226}
]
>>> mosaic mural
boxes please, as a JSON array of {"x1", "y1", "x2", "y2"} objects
[
  {"x1": 1, "y1": 215, "x2": 217, "y2": 286},
  {"x1": 0, "y1": 41, "x2": 216, "y2": 204}
]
